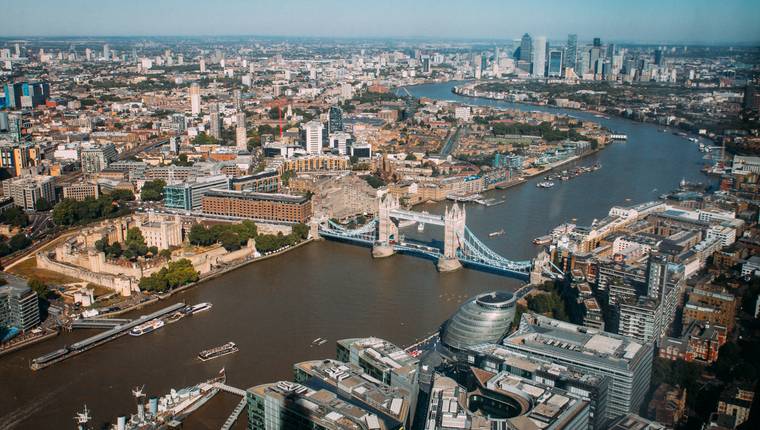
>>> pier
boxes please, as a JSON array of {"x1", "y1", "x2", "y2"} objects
[
  {"x1": 213, "y1": 382, "x2": 247, "y2": 430},
  {"x1": 70, "y1": 318, "x2": 132, "y2": 329},
  {"x1": 30, "y1": 303, "x2": 186, "y2": 371}
]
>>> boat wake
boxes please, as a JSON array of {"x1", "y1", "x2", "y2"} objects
[{"x1": 0, "y1": 382, "x2": 71, "y2": 430}]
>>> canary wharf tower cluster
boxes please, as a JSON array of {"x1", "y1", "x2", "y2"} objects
[{"x1": 1, "y1": 1, "x2": 759, "y2": 429}]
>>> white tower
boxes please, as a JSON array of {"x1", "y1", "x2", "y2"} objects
[
  {"x1": 189, "y1": 83, "x2": 201, "y2": 116},
  {"x1": 304, "y1": 121, "x2": 324, "y2": 155}
]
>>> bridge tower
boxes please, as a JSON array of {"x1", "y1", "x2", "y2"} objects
[
  {"x1": 373, "y1": 194, "x2": 399, "y2": 258},
  {"x1": 439, "y1": 203, "x2": 465, "y2": 272}
]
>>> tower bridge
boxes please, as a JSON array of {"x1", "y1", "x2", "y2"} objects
[{"x1": 317, "y1": 195, "x2": 560, "y2": 282}]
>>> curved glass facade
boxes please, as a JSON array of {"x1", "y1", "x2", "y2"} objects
[{"x1": 441, "y1": 291, "x2": 516, "y2": 351}]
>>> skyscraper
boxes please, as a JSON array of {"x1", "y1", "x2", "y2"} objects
[
  {"x1": 593, "y1": 37, "x2": 602, "y2": 47},
  {"x1": 519, "y1": 33, "x2": 533, "y2": 63},
  {"x1": 189, "y1": 83, "x2": 201, "y2": 116},
  {"x1": 304, "y1": 121, "x2": 324, "y2": 154},
  {"x1": 103, "y1": 44, "x2": 109, "y2": 61},
  {"x1": 547, "y1": 50, "x2": 563, "y2": 77},
  {"x1": 328, "y1": 106, "x2": 343, "y2": 134},
  {"x1": 236, "y1": 112, "x2": 247, "y2": 151},
  {"x1": 233, "y1": 89, "x2": 242, "y2": 110},
  {"x1": 532, "y1": 36, "x2": 547, "y2": 77},
  {"x1": 654, "y1": 49, "x2": 664, "y2": 66},
  {"x1": 565, "y1": 34, "x2": 578, "y2": 70},
  {"x1": 199, "y1": 57, "x2": 206, "y2": 73},
  {"x1": 209, "y1": 105, "x2": 221, "y2": 140}
]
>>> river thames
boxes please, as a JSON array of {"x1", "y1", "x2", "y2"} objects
[{"x1": 0, "y1": 81, "x2": 711, "y2": 429}]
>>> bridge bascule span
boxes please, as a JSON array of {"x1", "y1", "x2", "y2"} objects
[{"x1": 317, "y1": 195, "x2": 554, "y2": 281}]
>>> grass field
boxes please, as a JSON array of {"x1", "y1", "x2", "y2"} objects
[{"x1": 7, "y1": 258, "x2": 84, "y2": 286}]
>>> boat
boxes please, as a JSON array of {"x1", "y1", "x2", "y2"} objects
[
  {"x1": 398, "y1": 219, "x2": 416, "y2": 228},
  {"x1": 533, "y1": 235, "x2": 553, "y2": 245},
  {"x1": 417, "y1": 222, "x2": 425, "y2": 232},
  {"x1": 198, "y1": 342, "x2": 239, "y2": 361},
  {"x1": 165, "y1": 311, "x2": 186, "y2": 324},
  {"x1": 316, "y1": 339, "x2": 328, "y2": 346},
  {"x1": 100, "y1": 369, "x2": 226, "y2": 430},
  {"x1": 129, "y1": 319, "x2": 165, "y2": 337},
  {"x1": 489, "y1": 229, "x2": 505, "y2": 237},
  {"x1": 187, "y1": 303, "x2": 212, "y2": 314},
  {"x1": 537, "y1": 181, "x2": 555, "y2": 188},
  {"x1": 312, "y1": 337, "x2": 324, "y2": 344}
]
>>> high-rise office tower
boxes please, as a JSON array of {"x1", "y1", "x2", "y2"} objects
[
  {"x1": 519, "y1": 33, "x2": 533, "y2": 63},
  {"x1": 607, "y1": 43, "x2": 616, "y2": 58},
  {"x1": 199, "y1": 57, "x2": 206, "y2": 73},
  {"x1": 593, "y1": 37, "x2": 602, "y2": 47},
  {"x1": 654, "y1": 49, "x2": 664, "y2": 66},
  {"x1": 209, "y1": 111, "x2": 221, "y2": 140},
  {"x1": 565, "y1": 34, "x2": 578, "y2": 70},
  {"x1": 304, "y1": 121, "x2": 324, "y2": 154},
  {"x1": 590, "y1": 46, "x2": 602, "y2": 77},
  {"x1": 577, "y1": 49, "x2": 591, "y2": 76},
  {"x1": 103, "y1": 44, "x2": 109, "y2": 61},
  {"x1": 421, "y1": 56, "x2": 431, "y2": 73},
  {"x1": 14, "y1": 43, "x2": 20, "y2": 57},
  {"x1": 235, "y1": 112, "x2": 247, "y2": 151},
  {"x1": 233, "y1": 89, "x2": 242, "y2": 110},
  {"x1": 171, "y1": 113, "x2": 186, "y2": 134},
  {"x1": 189, "y1": 83, "x2": 201, "y2": 115},
  {"x1": 328, "y1": 106, "x2": 343, "y2": 134},
  {"x1": 547, "y1": 50, "x2": 563, "y2": 77},
  {"x1": 3, "y1": 82, "x2": 50, "y2": 109},
  {"x1": 532, "y1": 36, "x2": 547, "y2": 77},
  {"x1": 85, "y1": 48, "x2": 92, "y2": 61}
]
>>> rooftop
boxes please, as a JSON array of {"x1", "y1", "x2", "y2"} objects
[
  {"x1": 248, "y1": 380, "x2": 388, "y2": 430},
  {"x1": 295, "y1": 359, "x2": 410, "y2": 424},
  {"x1": 503, "y1": 313, "x2": 649, "y2": 371},
  {"x1": 204, "y1": 189, "x2": 310, "y2": 204}
]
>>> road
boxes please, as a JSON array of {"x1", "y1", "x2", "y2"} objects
[{"x1": 439, "y1": 125, "x2": 464, "y2": 156}]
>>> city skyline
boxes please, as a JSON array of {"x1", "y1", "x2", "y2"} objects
[{"x1": 2, "y1": 0, "x2": 760, "y2": 44}]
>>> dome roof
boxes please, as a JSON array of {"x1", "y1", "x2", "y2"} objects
[{"x1": 441, "y1": 291, "x2": 516, "y2": 351}]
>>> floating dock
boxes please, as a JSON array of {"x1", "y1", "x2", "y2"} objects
[{"x1": 31, "y1": 302, "x2": 186, "y2": 371}]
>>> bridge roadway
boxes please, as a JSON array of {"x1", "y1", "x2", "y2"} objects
[
  {"x1": 318, "y1": 215, "x2": 534, "y2": 281},
  {"x1": 389, "y1": 209, "x2": 445, "y2": 226}
]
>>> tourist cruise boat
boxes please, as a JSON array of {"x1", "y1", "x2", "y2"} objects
[
  {"x1": 537, "y1": 181, "x2": 555, "y2": 188},
  {"x1": 187, "y1": 303, "x2": 212, "y2": 314},
  {"x1": 198, "y1": 342, "x2": 239, "y2": 362},
  {"x1": 129, "y1": 319, "x2": 165, "y2": 337}
]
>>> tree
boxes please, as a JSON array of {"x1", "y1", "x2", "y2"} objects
[
  {"x1": 28, "y1": 278, "x2": 52, "y2": 299},
  {"x1": 139, "y1": 258, "x2": 198, "y2": 292},
  {"x1": 219, "y1": 230, "x2": 241, "y2": 251},
  {"x1": 0, "y1": 207, "x2": 29, "y2": 227},
  {"x1": 122, "y1": 227, "x2": 148, "y2": 258},
  {"x1": 34, "y1": 198, "x2": 52, "y2": 211},
  {"x1": 172, "y1": 154, "x2": 193, "y2": 167},
  {"x1": 159, "y1": 249, "x2": 173, "y2": 259},
  {"x1": 188, "y1": 224, "x2": 215, "y2": 246},
  {"x1": 8, "y1": 233, "x2": 31, "y2": 252},
  {"x1": 292, "y1": 223, "x2": 309, "y2": 240},
  {"x1": 140, "y1": 179, "x2": 166, "y2": 201},
  {"x1": 109, "y1": 189, "x2": 135, "y2": 201},
  {"x1": 191, "y1": 132, "x2": 218, "y2": 145}
]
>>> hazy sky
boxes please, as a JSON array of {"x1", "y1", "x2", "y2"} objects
[{"x1": 3, "y1": 0, "x2": 759, "y2": 43}]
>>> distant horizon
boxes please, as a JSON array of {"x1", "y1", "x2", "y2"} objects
[
  {"x1": 3, "y1": 0, "x2": 759, "y2": 44},
  {"x1": 1, "y1": 34, "x2": 758, "y2": 47}
]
